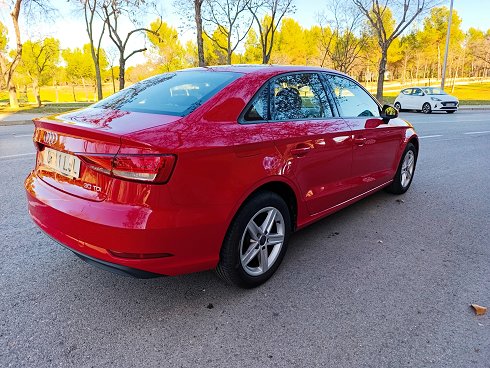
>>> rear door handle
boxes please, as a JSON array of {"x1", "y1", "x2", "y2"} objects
[
  {"x1": 290, "y1": 146, "x2": 312, "y2": 157},
  {"x1": 353, "y1": 137, "x2": 366, "y2": 146}
]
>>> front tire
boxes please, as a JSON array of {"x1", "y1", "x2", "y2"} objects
[
  {"x1": 386, "y1": 143, "x2": 418, "y2": 194},
  {"x1": 216, "y1": 191, "x2": 291, "y2": 288},
  {"x1": 422, "y1": 102, "x2": 431, "y2": 114}
]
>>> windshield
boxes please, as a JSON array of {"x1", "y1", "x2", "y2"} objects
[
  {"x1": 93, "y1": 71, "x2": 242, "y2": 116},
  {"x1": 421, "y1": 87, "x2": 447, "y2": 95}
]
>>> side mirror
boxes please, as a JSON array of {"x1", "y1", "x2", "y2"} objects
[{"x1": 380, "y1": 104, "x2": 399, "y2": 121}]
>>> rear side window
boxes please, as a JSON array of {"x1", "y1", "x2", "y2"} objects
[
  {"x1": 244, "y1": 86, "x2": 269, "y2": 121},
  {"x1": 327, "y1": 75, "x2": 380, "y2": 117},
  {"x1": 93, "y1": 71, "x2": 241, "y2": 116},
  {"x1": 271, "y1": 73, "x2": 332, "y2": 121}
]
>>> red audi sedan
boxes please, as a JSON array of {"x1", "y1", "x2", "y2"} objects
[{"x1": 25, "y1": 65, "x2": 418, "y2": 288}]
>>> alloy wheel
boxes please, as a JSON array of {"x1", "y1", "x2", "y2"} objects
[
  {"x1": 400, "y1": 150, "x2": 415, "y2": 188},
  {"x1": 239, "y1": 207, "x2": 285, "y2": 276}
]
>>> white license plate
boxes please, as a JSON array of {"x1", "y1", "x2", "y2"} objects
[
  {"x1": 43, "y1": 147, "x2": 81, "y2": 178},
  {"x1": 447, "y1": 102, "x2": 455, "y2": 106}
]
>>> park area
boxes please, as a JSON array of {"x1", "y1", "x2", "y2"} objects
[{"x1": 1, "y1": 79, "x2": 489, "y2": 116}]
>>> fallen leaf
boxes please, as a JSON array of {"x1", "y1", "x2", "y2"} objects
[
  {"x1": 377, "y1": 240, "x2": 383, "y2": 244},
  {"x1": 471, "y1": 304, "x2": 487, "y2": 315},
  {"x1": 396, "y1": 199, "x2": 405, "y2": 203},
  {"x1": 206, "y1": 303, "x2": 214, "y2": 309}
]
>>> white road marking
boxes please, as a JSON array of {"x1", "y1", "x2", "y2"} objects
[
  {"x1": 13, "y1": 134, "x2": 33, "y2": 138},
  {"x1": 419, "y1": 135, "x2": 443, "y2": 139},
  {"x1": 464, "y1": 131, "x2": 490, "y2": 135},
  {"x1": 0, "y1": 152, "x2": 36, "y2": 159}
]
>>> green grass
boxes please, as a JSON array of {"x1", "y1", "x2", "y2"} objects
[{"x1": 0, "y1": 84, "x2": 117, "y2": 104}]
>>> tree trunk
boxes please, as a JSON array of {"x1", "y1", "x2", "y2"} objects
[
  {"x1": 94, "y1": 60, "x2": 103, "y2": 100},
  {"x1": 111, "y1": 67, "x2": 116, "y2": 93},
  {"x1": 72, "y1": 84, "x2": 77, "y2": 102},
  {"x1": 9, "y1": 83, "x2": 18, "y2": 108},
  {"x1": 227, "y1": 37, "x2": 232, "y2": 64},
  {"x1": 33, "y1": 79, "x2": 41, "y2": 107},
  {"x1": 5, "y1": 0, "x2": 22, "y2": 108},
  {"x1": 376, "y1": 49, "x2": 388, "y2": 101},
  {"x1": 119, "y1": 57, "x2": 125, "y2": 90},
  {"x1": 194, "y1": 0, "x2": 205, "y2": 67},
  {"x1": 437, "y1": 43, "x2": 441, "y2": 80}
]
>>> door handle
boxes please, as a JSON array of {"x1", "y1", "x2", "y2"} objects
[
  {"x1": 353, "y1": 137, "x2": 366, "y2": 146},
  {"x1": 290, "y1": 146, "x2": 312, "y2": 157}
]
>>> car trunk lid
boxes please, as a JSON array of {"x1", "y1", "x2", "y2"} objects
[{"x1": 33, "y1": 108, "x2": 180, "y2": 201}]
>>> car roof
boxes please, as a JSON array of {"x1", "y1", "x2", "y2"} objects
[{"x1": 182, "y1": 64, "x2": 349, "y2": 77}]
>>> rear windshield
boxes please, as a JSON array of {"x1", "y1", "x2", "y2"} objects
[{"x1": 93, "y1": 71, "x2": 241, "y2": 116}]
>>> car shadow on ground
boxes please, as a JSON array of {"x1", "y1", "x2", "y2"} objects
[{"x1": 27, "y1": 189, "x2": 400, "y2": 313}]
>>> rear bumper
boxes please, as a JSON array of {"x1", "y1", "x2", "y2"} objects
[
  {"x1": 71, "y1": 246, "x2": 162, "y2": 278},
  {"x1": 25, "y1": 172, "x2": 225, "y2": 276}
]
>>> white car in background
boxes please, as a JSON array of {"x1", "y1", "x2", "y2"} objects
[{"x1": 394, "y1": 87, "x2": 459, "y2": 114}]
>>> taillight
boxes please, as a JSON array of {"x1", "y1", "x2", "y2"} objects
[
  {"x1": 79, "y1": 153, "x2": 176, "y2": 184},
  {"x1": 112, "y1": 155, "x2": 176, "y2": 183}
]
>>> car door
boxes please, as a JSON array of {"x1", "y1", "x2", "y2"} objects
[
  {"x1": 324, "y1": 73, "x2": 405, "y2": 194},
  {"x1": 245, "y1": 72, "x2": 353, "y2": 215},
  {"x1": 411, "y1": 88, "x2": 425, "y2": 109},
  {"x1": 398, "y1": 88, "x2": 412, "y2": 108}
]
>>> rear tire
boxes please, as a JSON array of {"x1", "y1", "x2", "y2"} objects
[
  {"x1": 422, "y1": 102, "x2": 431, "y2": 114},
  {"x1": 216, "y1": 191, "x2": 291, "y2": 288},
  {"x1": 394, "y1": 102, "x2": 401, "y2": 112},
  {"x1": 386, "y1": 143, "x2": 417, "y2": 195}
]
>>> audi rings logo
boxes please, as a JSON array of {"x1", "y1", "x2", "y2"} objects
[{"x1": 43, "y1": 131, "x2": 58, "y2": 145}]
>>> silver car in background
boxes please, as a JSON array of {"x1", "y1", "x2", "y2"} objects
[{"x1": 394, "y1": 87, "x2": 459, "y2": 114}]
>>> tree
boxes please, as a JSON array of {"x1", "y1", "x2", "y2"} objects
[
  {"x1": 0, "y1": 22, "x2": 8, "y2": 91},
  {"x1": 466, "y1": 28, "x2": 490, "y2": 76},
  {"x1": 420, "y1": 6, "x2": 464, "y2": 80},
  {"x1": 247, "y1": 0, "x2": 295, "y2": 64},
  {"x1": 203, "y1": 27, "x2": 228, "y2": 65},
  {"x1": 0, "y1": 1, "x2": 22, "y2": 107},
  {"x1": 102, "y1": 0, "x2": 161, "y2": 90},
  {"x1": 318, "y1": 1, "x2": 367, "y2": 73},
  {"x1": 18, "y1": 38, "x2": 60, "y2": 106},
  {"x1": 147, "y1": 21, "x2": 186, "y2": 72},
  {"x1": 243, "y1": 28, "x2": 262, "y2": 63},
  {"x1": 202, "y1": 0, "x2": 253, "y2": 64},
  {"x1": 62, "y1": 44, "x2": 107, "y2": 101},
  {"x1": 173, "y1": 0, "x2": 206, "y2": 67},
  {"x1": 273, "y1": 18, "x2": 306, "y2": 65},
  {"x1": 79, "y1": 0, "x2": 106, "y2": 101},
  {"x1": 352, "y1": 0, "x2": 435, "y2": 100}
]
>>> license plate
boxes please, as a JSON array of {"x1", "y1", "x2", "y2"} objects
[
  {"x1": 447, "y1": 102, "x2": 455, "y2": 106},
  {"x1": 43, "y1": 147, "x2": 81, "y2": 178}
]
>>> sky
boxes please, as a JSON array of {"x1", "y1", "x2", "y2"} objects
[{"x1": 0, "y1": 0, "x2": 488, "y2": 67}]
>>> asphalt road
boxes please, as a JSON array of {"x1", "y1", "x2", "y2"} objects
[{"x1": 1, "y1": 111, "x2": 489, "y2": 367}]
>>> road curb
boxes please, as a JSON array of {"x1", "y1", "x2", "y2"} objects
[
  {"x1": 458, "y1": 105, "x2": 490, "y2": 110},
  {"x1": 0, "y1": 120, "x2": 33, "y2": 126}
]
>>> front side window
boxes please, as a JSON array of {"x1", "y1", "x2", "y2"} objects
[
  {"x1": 271, "y1": 73, "x2": 332, "y2": 121},
  {"x1": 412, "y1": 88, "x2": 424, "y2": 96},
  {"x1": 93, "y1": 71, "x2": 241, "y2": 116},
  {"x1": 402, "y1": 89, "x2": 412, "y2": 95},
  {"x1": 327, "y1": 75, "x2": 380, "y2": 118}
]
